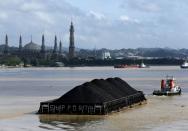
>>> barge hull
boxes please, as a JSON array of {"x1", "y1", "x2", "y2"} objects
[{"x1": 38, "y1": 77, "x2": 146, "y2": 115}]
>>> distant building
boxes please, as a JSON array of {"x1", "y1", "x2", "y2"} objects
[
  {"x1": 59, "y1": 40, "x2": 62, "y2": 54},
  {"x1": 40, "y1": 34, "x2": 45, "y2": 54},
  {"x1": 102, "y1": 51, "x2": 111, "y2": 60},
  {"x1": 24, "y1": 40, "x2": 40, "y2": 51},
  {"x1": 0, "y1": 22, "x2": 76, "y2": 61},
  {"x1": 3, "y1": 34, "x2": 8, "y2": 55},
  {"x1": 19, "y1": 35, "x2": 22, "y2": 53},
  {"x1": 53, "y1": 35, "x2": 58, "y2": 54},
  {"x1": 69, "y1": 22, "x2": 75, "y2": 59},
  {"x1": 40, "y1": 34, "x2": 46, "y2": 58},
  {"x1": 21, "y1": 39, "x2": 40, "y2": 58}
]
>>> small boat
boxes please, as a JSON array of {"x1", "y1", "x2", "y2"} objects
[
  {"x1": 180, "y1": 61, "x2": 188, "y2": 69},
  {"x1": 153, "y1": 76, "x2": 181, "y2": 96},
  {"x1": 139, "y1": 62, "x2": 149, "y2": 68}
]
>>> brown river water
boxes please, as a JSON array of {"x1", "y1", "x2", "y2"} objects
[{"x1": 0, "y1": 66, "x2": 188, "y2": 131}]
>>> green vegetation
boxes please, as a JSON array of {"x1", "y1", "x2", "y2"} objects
[
  {"x1": 0, "y1": 54, "x2": 184, "y2": 67},
  {"x1": 0, "y1": 56, "x2": 22, "y2": 66}
]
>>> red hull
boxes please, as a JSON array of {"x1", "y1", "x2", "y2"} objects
[{"x1": 114, "y1": 65, "x2": 139, "y2": 68}]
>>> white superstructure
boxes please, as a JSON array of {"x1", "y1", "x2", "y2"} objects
[{"x1": 181, "y1": 61, "x2": 188, "y2": 68}]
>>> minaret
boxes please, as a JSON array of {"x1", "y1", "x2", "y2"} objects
[
  {"x1": 30, "y1": 35, "x2": 33, "y2": 43},
  {"x1": 40, "y1": 34, "x2": 45, "y2": 54},
  {"x1": 59, "y1": 40, "x2": 62, "y2": 54},
  {"x1": 69, "y1": 21, "x2": 75, "y2": 59},
  {"x1": 19, "y1": 35, "x2": 22, "y2": 52},
  {"x1": 4, "y1": 34, "x2": 8, "y2": 54},
  {"x1": 53, "y1": 35, "x2": 58, "y2": 54}
]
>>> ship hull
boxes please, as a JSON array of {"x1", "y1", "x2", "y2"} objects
[
  {"x1": 153, "y1": 90, "x2": 181, "y2": 96},
  {"x1": 114, "y1": 65, "x2": 139, "y2": 68},
  {"x1": 180, "y1": 66, "x2": 188, "y2": 69}
]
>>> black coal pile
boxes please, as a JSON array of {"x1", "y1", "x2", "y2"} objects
[{"x1": 38, "y1": 77, "x2": 146, "y2": 115}]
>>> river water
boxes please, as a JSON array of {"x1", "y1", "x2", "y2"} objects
[{"x1": 0, "y1": 66, "x2": 188, "y2": 131}]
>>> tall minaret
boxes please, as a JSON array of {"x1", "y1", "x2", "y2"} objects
[
  {"x1": 19, "y1": 35, "x2": 22, "y2": 52},
  {"x1": 69, "y1": 21, "x2": 75, "y2": 59},
  {"x1": 53, "y1": 35, "x2": 58, "y2": 54},
  {"x1": 4, "y1": 34, "x2": 8, "y2": 54},
  {"x1": 30, "y1": 35, "x2": 33, "y2": 43},
  {"x1": 41, "y1": 34, "x2": 45, "y2": 54},
  {"x1": 59, "y1": 40, "x2": 62, "y2": 54}
]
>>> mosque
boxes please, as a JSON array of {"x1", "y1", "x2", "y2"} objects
[{"x1": 2, "y1": 22, "x2": 75, "y2": 60}]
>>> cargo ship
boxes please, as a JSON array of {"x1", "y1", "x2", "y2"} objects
[
  {"x1": 114, "y1": 64, "x2": 139, "y2": 68},
  {"x1": 114, "y1": 62, "x2": 149, "y2": 68},
  {"x1": 153, "y1": 76, "x2": 181, "y2": 96}
]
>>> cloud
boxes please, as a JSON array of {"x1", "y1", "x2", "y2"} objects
[
  {"x1": 145, "y1": 3, "x2": 160, "y2": 12},
  {"x1": 88, "y1": 10, "x2": 105, "y2": 20},
  {"x1": 120, "y1": 0, "x2": 161, "y2": 12},
  {"x1": 0, "y1": 0, "x2": 188, "y2": 49},
  {"x1": 120, "y1": 15, "x2": 140, "y2": 24},
  {"x1": 120, "y1": 15, "x2": 130, "y2": 22},
  {"x1": 140, "y1": 2, "x2": 160, "y2": 12},
  {"x1": 34, "y1": 11, "x2": 54, "y2": 24},
  {"x1": 0, "y1": 0, "x2": 85, "y2": 47},
  {"x1": 0, "y1": 12, "x2": 8, "y2": 20},
  {"x1": 20, "y1": 2, "x2": 45, "y2": 12}
]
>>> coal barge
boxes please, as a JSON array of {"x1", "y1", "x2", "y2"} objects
[
  {"x1": 153, "y1": 76, "x2": 181, "y2": 96},
  {"x1": 38, "y1": 77, "x2": 146, "y2": 115}
]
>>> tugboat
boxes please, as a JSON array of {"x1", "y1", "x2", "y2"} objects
[
  {"x1": 180, "y1": 61, "x2": 188, "y2": 69},
  {"x1": 153, "y1": 76, "x2": 181, "y2": 96}
]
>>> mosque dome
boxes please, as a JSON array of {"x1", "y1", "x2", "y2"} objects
[{"x1": 24, "y1": 41, "x2": 40, "y2": 50}]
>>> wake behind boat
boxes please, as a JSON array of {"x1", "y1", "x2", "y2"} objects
[{"x1": 153, "y1": 76, "x2": 181, "y2": 96}]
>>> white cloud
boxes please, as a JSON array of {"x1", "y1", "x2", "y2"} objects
[
  {"x1": 0, "y1": 12, "x2": 8, "y2": 20},
  {"x1": 0, "y1": 0, "x2": 187, "y2": 49},
  {"x1": 20, "y1": 2, "x2": 45, "y2": 12},
  {"x1": 121, "y1": 0, "x2": 161, "y2": 12},
  {"x1": 34, "y1": 11, "x2": 54, "y2": 25},
  {"x1": 88, "y1": 10, "x2": 105, "y2": 20},
  {"x1": 120, "y1": 15, "x2": 130, "y2": 22},
  {"x1": 145, "y1": 3, "x2": 160, "y2": 12},
  {"x1": 120, "y1": 15, "x2": 140, "y2": 24}
]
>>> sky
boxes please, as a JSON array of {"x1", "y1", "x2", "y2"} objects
[{"x1": 0, "y1": 0, "x2": 188, "y2": 49}]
